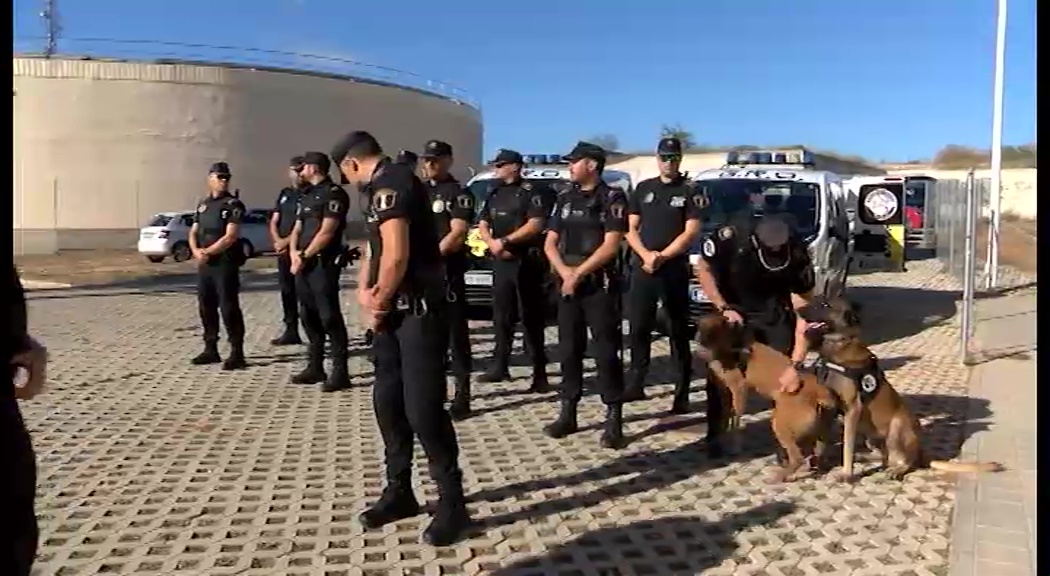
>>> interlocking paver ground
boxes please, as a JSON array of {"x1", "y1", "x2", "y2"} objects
[{"x1": 21, "y1": 259, "x2": 1002, "y2": 575}]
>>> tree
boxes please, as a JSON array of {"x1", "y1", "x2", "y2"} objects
[
  {"x1": 660, "y1": 123, "x2": 696, "y2": 150},
  {"x1": 588, "y1": 134, "x2": 620, "y2": 152}
]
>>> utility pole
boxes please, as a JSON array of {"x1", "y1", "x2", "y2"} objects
[{"x1": 41, "y1": 0, "x2": 60, "y2": 57}]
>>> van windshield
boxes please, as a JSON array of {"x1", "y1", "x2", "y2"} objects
[
  {"x1": 694, "y1": 178, "x2": 821, "y2": 240},
  {"x1": 147, "y1": 214, "x2": 173, "y2": 227}
]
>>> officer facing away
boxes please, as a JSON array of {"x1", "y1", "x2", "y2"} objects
[
  {"x1": 396, "y1": 149, "x2": 419, "y2": 170},
  {"x1": 475, "y1": 149, "x2": 550, "y2": 392},
  {"x1": 288, "y1": 151, "x2": 353, "y2": 392},
  {"x1": 333, "y1": 130, "x2": 472, "y2": 547},
  {"x1": 544, "y1": 141, "x2": 629, "y2": 449},
  {"x1": 420, "y1": 139, "x2": 476, "y2": 421},
  {"x1": 693, "y1": 213, "x2": 816, "y2": 458},
  {"x1": 622, "y1": 137, "x2": 706, "y2": 412},
  {"x1": 188, "y1": 162, "x2": 248, "y2": 370},
  {"x1": 268, "y1": 156, "x2": 307, "y2": 346}
]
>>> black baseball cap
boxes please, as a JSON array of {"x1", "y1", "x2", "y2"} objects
[
  {"x1": 657, "y1": 137, "x2": 683, "y2": 156},
  {"x1": 421, "y1": 139, "x2": 453, "y2": 159},
  {"x1": 208, "y1": 162, "x2": 231, "y2": 176},
  {"x1": 330, "y1": 130, "x2": 381, "y2": 165},
  {"x1": 395, "y1": 149, "x2": 419, "y2": 165},
  {"x1": 488, "y1": 149, "x2": 524, "y2": 166},
  {"x1": 302, "y1": 151, "x2": 331, "y2": 173},
  {"x1": 563, "y1": 141, "x2": 606, "y2": 163},
  {"x1": 289, "y1": 155, "x2": 305, "y2": 171},
  {"x1": 754, "y1": 216, "x2": 791, "y2": 249}
]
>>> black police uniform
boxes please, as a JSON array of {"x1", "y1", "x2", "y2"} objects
[
  {"x1": 191, "y1": 167, "x2": 248, "y2": 370},
  {"x1": 355, "y1": 156, "x2": 471, "y2": 547},
  {"x1": 700, "y1": 215, "x2": 816, "y2": 454},
  {"x1": 422, "y1": 141, "x2": 476, "y2": 420},
  {"x1": 623, "y1": 158, "x2": 707, "y2": 412},
  {"x1": 396, "y1": 149, "x2": 419, "y2": 167},
  {"x1": 271, "y1": 173, "x2": 305, "y2": 345},
  {"x1": 477, "y1": 150, "x2": 550, "y2": 391},
  {"x1": 292, "y1": 166, "x2": 352, "y2": 391},
  {"x1": 4, "y1": 266, "x2": 38, "y2": 576},
  {"x1": 544, "y1": 145, "x2": 629, "y2": 449}
]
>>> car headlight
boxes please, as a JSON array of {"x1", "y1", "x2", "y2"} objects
[{"x1": 466, "y1": 228, "x2": 488, "y2": 258}]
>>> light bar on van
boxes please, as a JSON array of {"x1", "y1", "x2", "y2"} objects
[
  {"x1": 726, "y1": 149, "x2": 815, "y2": 167},
  {"x1": 522, "y1": 154, "x2": 569, "y2": 165}
]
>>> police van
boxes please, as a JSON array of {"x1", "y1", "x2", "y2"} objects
[
  {"x1": 461, "y1": 154, "x2": 633, "y2": 314},
  {"x1": 842, "y1": 174, "x2": 921, "y2": 272},
  {"x1": 674, "y1": 150, "x2": 853, "y2": 322}
]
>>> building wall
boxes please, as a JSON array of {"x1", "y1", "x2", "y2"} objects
[{"x1": 13, "y1": 56, "x2": 483, "y2": 254}]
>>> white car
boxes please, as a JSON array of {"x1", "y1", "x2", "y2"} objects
[{"x1": 137, "y1": 208, "x2": 273, "y2": 263}]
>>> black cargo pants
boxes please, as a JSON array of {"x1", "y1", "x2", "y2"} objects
[
  {"x1": 1, "y1": 398, "x2": 37, "y2": 576},
  {"x1": 197, "y1": 258, "x2": 245, "y2": 348},
  {"x1": 276, "y1": 252, "x2": 299, "y2": 332},
  {"x1": 627, "y1": 257, "x2": 693, "y2": 392},
  {"x1": 372, "y1": 298, "x2": 464, "y2": 499},
  {"x1": 296, "y1": 256, "x2": 349, "y2": 370},
  {"x1": 491, "y1": 255, "x2": 547, "y2": 372},
  {"x1": 557, "y1": 280, "x2": 624, "y2": 405}
]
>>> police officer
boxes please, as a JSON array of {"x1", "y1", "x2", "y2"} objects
[
  {"x1": 188, "y1": 162, "x2": 248, "y2": 370},
  {"x1": 288, "y1": 151, "x2": 352, "y2": 392},
  {"x1": 331, "y1": 130, "x2": 471, "y2": 547},
  {"x1": 543, "y1": 141, "x2": 628, "y2": 449},
  {"x1": 396, "y1": 149, "x2": 419, "y2": 169},
  {"x1": 475, "y1": 149, "x2": 550, "y2": 392},
  {"x1": 694, "y1": 212, "x2": 817, "y2": 458},
  {"x1": 420, "y1": 139, "x2": 476, "y2": 420},
  {"x1": 268, "y1": 156, "x2": 307, "y2": 346},
  {"x1": 622, "y1": 137, "x2": 706, "y2": 413}
]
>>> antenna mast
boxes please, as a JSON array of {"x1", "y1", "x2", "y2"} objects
[{"x1": 41, "y1": 0, "x2": 61, "y2": 57}]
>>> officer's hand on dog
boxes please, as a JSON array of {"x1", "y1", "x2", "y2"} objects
[
  {"x1": 721, "y1": 308, "x2": 744, "y2": 325},
  {"x1": 778, "y1": 366, "x2": 802, "y2": 395},
  {"x1": 12, "y1": 336, "x2": 48, "y2": 401}
]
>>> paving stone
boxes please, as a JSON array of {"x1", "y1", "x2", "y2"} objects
[{"x1": 23, "y1": 259, "x2": 985, "y2": 575}]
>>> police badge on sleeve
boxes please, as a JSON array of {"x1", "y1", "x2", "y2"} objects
[{"x1": 702, "y1": 238, "x2": 716, "y2": 257}]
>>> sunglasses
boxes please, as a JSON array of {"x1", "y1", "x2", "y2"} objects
[{"x1": 659, "y1": 154, "x2": 681, "y2": 162}]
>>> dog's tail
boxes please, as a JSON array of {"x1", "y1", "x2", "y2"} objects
[{"x1": 927, "y1": 460, "x2": 1005, "y2": 473}]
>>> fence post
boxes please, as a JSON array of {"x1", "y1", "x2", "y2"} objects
[{"x1": 960, "y1": 169, "x2": 978, "y2": 365}]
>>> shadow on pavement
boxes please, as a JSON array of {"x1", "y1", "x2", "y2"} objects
[
  {"x1": 488, "y1": 501, "x2": 797, "y2": 576},
  {"x1": 907, "y1": 393, "x2": 993, "y2": 463},
  {"x1": 847, "y1": 286, "x2": 960, "y2": 346}
]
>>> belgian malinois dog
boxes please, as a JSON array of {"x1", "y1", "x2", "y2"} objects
[
  {"x1": 695, "y1": 314, "x2": 839, "y2": 483},
  {"x1": 797, "y1": 296, "x2": 1004, "y2": 481}
]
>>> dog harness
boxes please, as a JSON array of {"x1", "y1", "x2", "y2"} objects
[{"x1": 813, "y1": 354, "x2": 883, "y2": 403}]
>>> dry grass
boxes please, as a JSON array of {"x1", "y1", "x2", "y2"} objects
[{"x1": 978, "y1": 217, "x2": 1037, "y2": 275}]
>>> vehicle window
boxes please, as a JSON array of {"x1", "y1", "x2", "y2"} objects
[
  {"x1": 180, "y1": 215, "x2": 195, "y2": 227},
  {"x1": 905, "y1": 181, "x2": 927, "y2": 208},
  {"x1": 147, "y1": 214, "x2": 172, "y2": 227},
  {"x1": 243, "y1": 211, "x2": 268, "y2": 225},
  {"x1": 694, "y1": 178, "x2": 822, "y2": 240}
]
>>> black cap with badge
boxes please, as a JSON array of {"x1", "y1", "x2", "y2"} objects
[
  {"x1": 289, "y1": 155, "x2": 305, "y2": 171},
  {"x1": 657, "y1": 137, "x2": 683, "y2": 156},
  {"x1": 488, "y1": 149, "x2": 524, "y2": 166},
  {"x1": 395, "y1": 149, "x2": 419, "y2": 166},
  {"x1": 563, "y1": 141, "x2": 607, "y2": 162},
  {"x1": 302, "y1": 151, "x2": 331, "y2": 173},
  {"x1": 208, "y1": 162, "x2": 231, "y2": 177},
  {"x1": 421, "y1": 140, "x2": 453, "y2": 159}
]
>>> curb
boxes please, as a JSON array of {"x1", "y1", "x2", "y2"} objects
[{"x1": 22, "y1": 279, "x2": 74, "y2": 290}]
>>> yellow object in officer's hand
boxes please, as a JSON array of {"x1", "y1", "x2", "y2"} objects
[{"x1": 466, "y1": 228, "x2": 488, "y2": 258}]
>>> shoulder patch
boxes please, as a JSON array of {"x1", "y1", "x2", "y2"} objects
[
  {"x1": 457, "y1": 194, "x2": 474, "y2": 209},
  {"x1": 432, "y1": 199, "x2": 446, "y2": 213},
  {"x1": 521, "y1": 182, "x2": 533, "y2": 191},
  {"x1": 531, "y1": 194, "x2": 543, "y2": 208},
  {"x1": 718, "y1": 227, "x2": 734, "y2": 240},
  {"x1": 702, "y1": 238, "x2": 717, "y2": 257},
  {"x1": 328, "y1": 199, "x2": 344, "y2": 213},
  {"x1": 230, "y1": 205, "x2": 243, "y2": 218},
  {"x1": 610, "y1": 202, "x2": 626, "y2": 220},
  {"x1": 373, "y1": 188, "x2": 398, "y2": 212},
  {"x1": 692, "y1": 193, "x2": 710, "y2": 209},
  {"x1": 197, "y1": 203, "x2": 207, "y2": 213}
]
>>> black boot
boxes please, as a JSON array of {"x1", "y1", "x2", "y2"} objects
[
  {"x1": 359, "y1": 484, "x2": 421, "y2": 530},
  {"x1": 544, "y1": 400, "x2": 579, "y2": 439},
  {"x1": 599, "y1": 403, "x2": 627, "y2": 450},
  {"x1": 191, "y1": 345, "x2": 221, "y2": 366},
  {"x1": 669, "y1": 383, "x2": 690, "y2": 414},
  {"x1": 222, "y1": 344, "x2": 248, "y2": 371},
  {"x1": 270, "y1": 327, "x2": 303, "y2": 346},
  {"x1": 621, "y1": 381, "x2": 647, "y2": 402},
  {"x1": 422, "y1": 486, "x2": 472, "y2": 547},
  {"x1": 477, "y1": 366, "x2": 509, "y2": 383},
  {"x1": 292, "y1": 351, "x2": 326, "y2": 385},
  {"x1": 321, "y1": 362, "x2": 351, "y2": 392},
  {"x1": 528, "y1": 369, "x2": 552, "y2": 393},
  {"x1": 448, "y1": 378, "x2": 472, "y2": 421}
]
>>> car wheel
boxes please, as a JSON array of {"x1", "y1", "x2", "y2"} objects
[
  {"x1": 240, "y1": 239, "x2": 255, "y2": 260},
  {"x1": 147, "y1": 255, "x2": 165, "y2": 264},
  {"x1": 172, "y1": 242, "x2": 192, "y2": 262}
]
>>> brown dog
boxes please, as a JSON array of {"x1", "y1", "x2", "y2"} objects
[
  {"x1": 797, "y1": 296, "x2": 1004, "y2": 480},
  {"x1": 696, "y1": 314, "x2": 839, "y2": 482}
]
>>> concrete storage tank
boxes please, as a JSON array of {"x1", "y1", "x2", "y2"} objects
[{"x1": 13, "y1": 54, "x2": 483, "y2": 255}]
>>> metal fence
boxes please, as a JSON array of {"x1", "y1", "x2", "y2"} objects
[{"x1": 928, "y1": 172, "x2": 1017, "y2": 364}]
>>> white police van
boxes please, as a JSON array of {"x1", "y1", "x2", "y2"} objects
[
  {"x1": 676, "y1": 150, "x2": 852, "y2": 321},
  {"x1": 461, "y1": 154, "x2": 633, "y2": 313}
]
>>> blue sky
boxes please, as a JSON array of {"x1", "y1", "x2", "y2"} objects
[{"x1": 13, "y1": 0, "x2": 1036, "y2": 161}]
